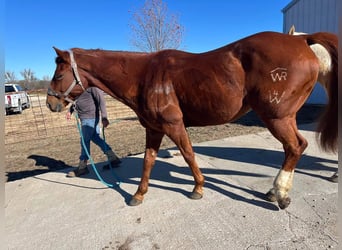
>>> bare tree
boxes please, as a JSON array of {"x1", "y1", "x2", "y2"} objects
[
  {"x1": 129, "y1": 0, "x2": 184, "y2": 52},
  {"x1": 20, "y1": 69, "x2": 36, "y2": 82},
  {"x1": 5, "y1": 71, "x2": 16, "y2": 83},
  {"x1": 20, "y1": 68, "x2": 36, "y2": 89},
  {"x1": 42, "y1": 75, "x2": 51, "y2": 81}
]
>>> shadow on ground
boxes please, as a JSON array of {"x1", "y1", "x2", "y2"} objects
[
  {"x1": 30, "y1": 144, "x2": 337, "y2": 210},
  {"x1": 6, "y1": 155, "x2": 72, "y2": 182}
]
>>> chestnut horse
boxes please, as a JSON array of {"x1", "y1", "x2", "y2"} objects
[{"x1": 46, "y1": 31, "x2": 338, "y2": 209}]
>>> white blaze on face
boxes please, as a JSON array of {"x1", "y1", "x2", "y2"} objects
[{"x1": 274, "y1": 169, "x2": 294, "y2": 198}]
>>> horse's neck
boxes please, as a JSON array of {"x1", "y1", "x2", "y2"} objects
[{"x1": 78, "y1": 51, "x2": 150, "y2": 109}]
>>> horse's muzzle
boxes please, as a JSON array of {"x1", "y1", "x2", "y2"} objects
[{"x1": 46, "y1": 102, "x2": 63, "y2": 112}]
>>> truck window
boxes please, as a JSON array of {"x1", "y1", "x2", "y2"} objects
[
  {"x1": 15, "y1": 85, "x2": 23, "y2": 91},
  {"x1": 5, "y1": 86, "x2": 15, "y2": 93}
]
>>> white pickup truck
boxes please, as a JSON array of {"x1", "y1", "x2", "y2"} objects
[{"x1": 5, "y1": 83, "x2": 30, "y2": 115}]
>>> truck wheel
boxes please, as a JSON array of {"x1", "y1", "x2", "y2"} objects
[{"x1": 17, "y1": 100, "x2": 22, "y2": 114}]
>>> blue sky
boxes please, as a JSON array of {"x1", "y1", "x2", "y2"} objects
[{"x1": 6, "y1": 0, "x2": 290, "y2": 80}]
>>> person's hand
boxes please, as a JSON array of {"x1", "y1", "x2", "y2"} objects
[
  {"x1": 102, "y1": 118, "x2": 109, "y2": 128},
  {"x1": 66, "y1": 112, "x2": 72, "y2": 121}
]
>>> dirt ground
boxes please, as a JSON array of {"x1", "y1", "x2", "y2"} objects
[{"x1": 5, "y1": 105, "x2": 324, "y2": 182}]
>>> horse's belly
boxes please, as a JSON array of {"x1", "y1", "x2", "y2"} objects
[{"x1": 182, "y1": 100, "x2": 244, "y2": 126}]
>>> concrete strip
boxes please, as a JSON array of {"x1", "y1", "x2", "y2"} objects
[{"x1": 5, "y1": 125, "x2": 338, "y2": 249}]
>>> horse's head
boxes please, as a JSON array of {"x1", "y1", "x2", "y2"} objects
[{"x1": 46, "y1": 47, "x2": 87, "y2": 112}]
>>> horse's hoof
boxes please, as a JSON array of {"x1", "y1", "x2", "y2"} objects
[
  {"x1": 189, "y1": 191, "x2": 203, "y2": 200},
  {"x1": 265, "y1": 190, "x2": 277, "y2": 202},
  {"x1": 129, "y1": 198, "x2": 143, "y2": 206},
  {"x1": 278, "y1": 197, "x2": 291, "y2": 210}
]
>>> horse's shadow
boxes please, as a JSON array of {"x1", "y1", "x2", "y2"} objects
[
  {"x1": 18, "y1": 146, "x2": 338, "y2": 211},
  {"x1": 192, "y1": 146, "x2": 337, "y2": 173}
]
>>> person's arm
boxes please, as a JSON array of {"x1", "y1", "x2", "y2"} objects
[
  {"x1": 66, "y1": 105, "x2": 75, "y2": 121},
  {"x1": 92, "y1": 88, "x2": 109, "y2": 128}
]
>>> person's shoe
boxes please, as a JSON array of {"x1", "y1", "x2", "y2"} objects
[
  {"x1": 66, "y1": 160, "x2": 89, "y2": 177},
  {"x1": 327, "y1": 172, "x2": 338, "y2": 183},
  {"x1": 66, "y1": 167, "x2": 90, "y2": 177},
  {"x1": 102, "y1": 158, "x2": 122, "y2": 170},
  {"x1": 103, "y1": 150, "x2": 122, "y2": 170}
]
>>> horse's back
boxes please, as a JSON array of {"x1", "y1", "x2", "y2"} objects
[{"x1": 141, "y1": 31, "x2": 322, "y2": 126}]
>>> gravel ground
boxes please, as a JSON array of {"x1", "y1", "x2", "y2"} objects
[{"x1": 5, "y1": 105, "x2": 324, "y2": 182}]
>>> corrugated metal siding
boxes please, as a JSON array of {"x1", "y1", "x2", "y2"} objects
[
  {"x1": 283, "y1": 0, "x2": 338, "y2": 34},
  {"x1": 282, "y1": 0, "x2": 337, "y2": 104}
]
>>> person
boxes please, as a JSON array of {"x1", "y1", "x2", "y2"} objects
[{"x1": 66, "y1": 87, "x2": 121, "y2": 177}]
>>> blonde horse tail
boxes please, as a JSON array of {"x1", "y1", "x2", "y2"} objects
[{"x1": 306, "y1": 32, "x2": 338, "y2": 152}]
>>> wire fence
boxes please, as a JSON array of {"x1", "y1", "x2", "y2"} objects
[{"x1": 5, "y1": 89, "x2": 137, "y2": 145}]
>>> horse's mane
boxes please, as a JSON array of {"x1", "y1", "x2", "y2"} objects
[{"x1": 71, "y1": 48, "x2": 149, "y2": 57}]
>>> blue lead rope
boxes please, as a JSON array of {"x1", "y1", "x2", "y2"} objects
[{"x1": 74, "y1": 112, "x2": 121, "y2": 187}]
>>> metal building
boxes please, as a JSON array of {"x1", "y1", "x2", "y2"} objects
[{"x1": 282, "y1": 0, "x2": 338, "y2": 104}]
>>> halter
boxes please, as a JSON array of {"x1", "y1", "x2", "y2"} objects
[{"x1": 47, "y1": 50, "x2": 85, "y2": 104}]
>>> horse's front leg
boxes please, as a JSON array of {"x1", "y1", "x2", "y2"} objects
[{"x1": 129, "y1": 129, "x2": 164, "y2": 206}]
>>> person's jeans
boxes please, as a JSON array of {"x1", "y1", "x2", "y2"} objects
[{"x1": 79, "y1": 118, "x2": 112, "y2": 161}]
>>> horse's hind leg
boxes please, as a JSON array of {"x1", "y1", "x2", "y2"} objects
[
  {"x1": 263, "y1": 117, "x2": 308, "y2": 209},
  {"x1": 165, "y1": 122, "x2": 205, "y2": 199}
]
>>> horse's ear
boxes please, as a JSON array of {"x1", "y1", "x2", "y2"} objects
[
  {"x1": 53, "y1": 47, "x2": 70, "y2": 63},
  {"x1": 288, "y1": 25, "x2": 295, "y2": 35}
]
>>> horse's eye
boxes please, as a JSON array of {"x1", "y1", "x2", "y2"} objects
[
  {"x1": 54, "y1": 74, "x2": 64, "y2": 81},
  {"x1": 55, "y1": 56, "x2": 65, "y2": 64}
]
